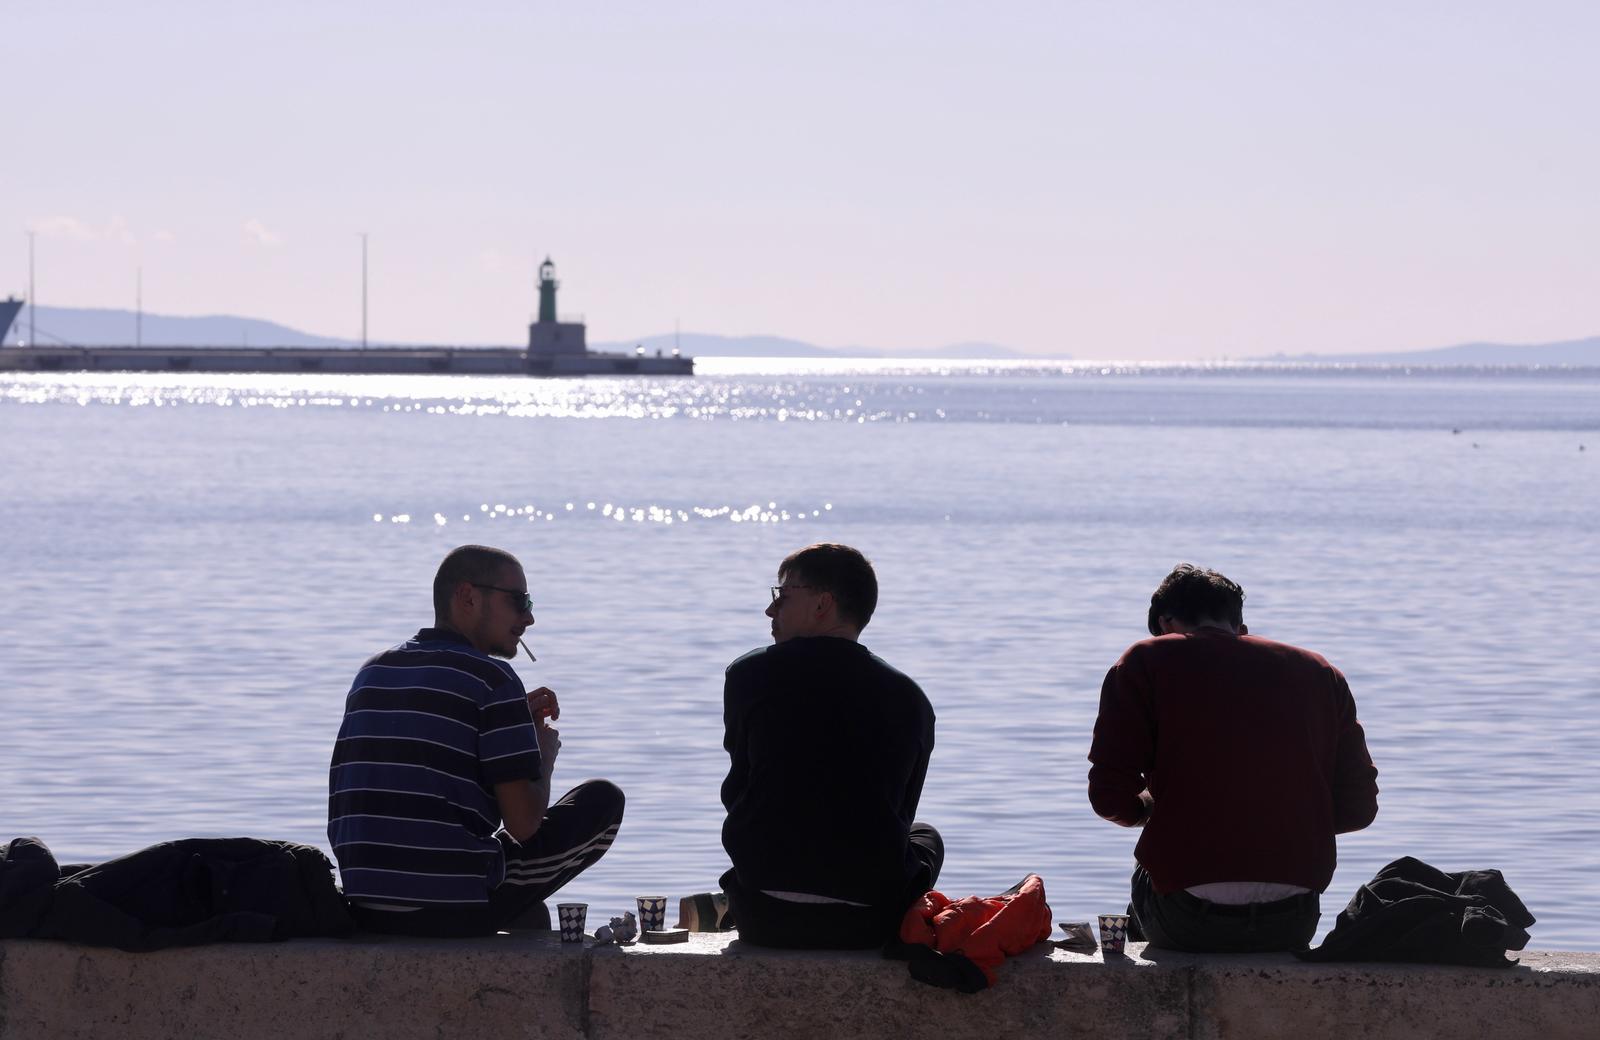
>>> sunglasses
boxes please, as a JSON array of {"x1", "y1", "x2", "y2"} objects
[{"x1": 474, "y1": 583, "x2": 533, "y2": 614}]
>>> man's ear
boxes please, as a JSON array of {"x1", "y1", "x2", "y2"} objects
[
  {"x1": 1238, "y1": 623, "x2": 1248, "y2": 636},
  {"x1": 813, "y1": 589, "x2": 835, "y2": 620}
]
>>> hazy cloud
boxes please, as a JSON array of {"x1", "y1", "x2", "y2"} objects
[
  {"x1": 152, "y1": 229, "x2": 177, "y2": 243},
  {"x1": 33, "y1": 216, "x2": 99, "y2": 241},
  {"x1": 243, "y1": 219, "x2": 284, "y2": 247},
  {"x1": 31, "y1": 215, "x2": 142, "y2": 245},
  {"x1": 106, "y1": 215, "x2": 136, "y2": 246}
]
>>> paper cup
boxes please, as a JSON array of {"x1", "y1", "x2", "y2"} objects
[
  {"x1": 1098, "y1": 913, "x2": 1130, "y2": 954},
  {"x1": 557, "y1": 902, "x2": 588, "y2": 943},
  {"x1": 636, "y1": 895, "x2": 668, "y2": 932}
]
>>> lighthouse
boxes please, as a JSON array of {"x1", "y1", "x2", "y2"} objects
[
  {"x1": 528, "y1": 257, "x2": 588, "y2": 357},
  {"x1": 536, "y1": 257, "x2": 558, "y2": 324}
]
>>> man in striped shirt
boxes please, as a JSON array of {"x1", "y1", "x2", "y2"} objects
[{"x1": 329, "y1": 544, "x2": 624, "y2": 936}]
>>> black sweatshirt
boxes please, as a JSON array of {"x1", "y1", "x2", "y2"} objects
[{"x1": 720, "y1": 637, "x2": 935, "y2": 909}]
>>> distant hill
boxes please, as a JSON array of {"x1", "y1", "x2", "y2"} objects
[
  {"x1": 4, "y1": 305, "x2": 1044, "y2": 359},
  {"x1": 921, "y1": 341, "x2": 1035, "y2": 359},
  {"x1": 592, "y1": 332, "x2": 839, "y2": 358},
  {"x1": 6, "y1": 305, "x2": 355, "y2": 348},
  {"x1": 16, "y1": 302, "x2": 1591, "y2": 364},
  {"x1": 589, "y1": 332, "x2": 1035, "y2": 359},
  {"x1": 1261, "y1": 336, "x2": 1600, "y2": 366}
]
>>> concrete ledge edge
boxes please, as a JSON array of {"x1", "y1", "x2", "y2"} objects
[{"x1": 3, "y1": 934, "x2": 1597, "y2": 1040}]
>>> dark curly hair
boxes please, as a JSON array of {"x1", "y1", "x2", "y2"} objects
[{"x1": 1147, "y1": 563, "x2": 1245, "y2": 637}]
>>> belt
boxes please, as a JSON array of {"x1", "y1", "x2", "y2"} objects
[{"x1": 1174, "y1": 890, "x2": 1318, "y2": 918}]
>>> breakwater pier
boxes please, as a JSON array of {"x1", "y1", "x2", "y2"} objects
[{"x1": 0, "y1": 343, "x2": 692, "y2": 377}]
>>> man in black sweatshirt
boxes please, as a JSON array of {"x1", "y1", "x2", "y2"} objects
[{"x1": 719, "y1": 543, "x2": 942, "y2": 948}]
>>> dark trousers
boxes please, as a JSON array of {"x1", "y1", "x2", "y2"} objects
[
  {"x1": 351, "y1": 779, "x2": 624, "y2": 938},
  {"x1": 1130, "y1": 864, "x2": 1319, "y2": 953},
  {"x1": 723, "y1": 822, "x2": 944, "y2": 950}
]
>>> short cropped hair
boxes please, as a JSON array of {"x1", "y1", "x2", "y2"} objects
[
  {"x1": 433, "y1": 545, "x2": 522, "y2": 623},
  {"x1": 779, "y1": 543, "x2": 879, "y2": 631},
  {"x1": 1147, "y1": 563, "x2": 1245, "y2": 637}
]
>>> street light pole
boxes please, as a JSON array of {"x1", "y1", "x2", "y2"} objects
[
  {"x1": 27, "y1": 230, "x2": 36, "y2": 347},
  {"x1": 360, "y1": 232, "x2": 368, "y2": 349}
]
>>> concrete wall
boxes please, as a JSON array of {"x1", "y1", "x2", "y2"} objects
[
  {"x1": 529, "y1": 322, "x2": 589, "y2": 356},
  {"x1": 2, "y1": 934, "x2": 1595, "y2": 1040}
]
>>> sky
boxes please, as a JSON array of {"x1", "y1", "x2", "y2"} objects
[{"x1": 5, "y1": 1, "x2": 1598, "y2": 359}]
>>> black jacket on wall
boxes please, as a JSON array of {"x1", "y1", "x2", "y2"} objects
[
  {"x1": 1300, "y1": 856, "x2": 1534, "y2": 967},
  {"x1": 0, "y1": 835, "x2": 353, "y2": 951}
]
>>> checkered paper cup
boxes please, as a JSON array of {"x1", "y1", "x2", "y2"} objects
[
  {"x1": 557, "y1": 903, "x2": 588, "y2": 943},
  {"x1": 1098, "y1": 913, "x2": 1130, "y2": 954},
  {"x1": 636, "y1": 895, "x2": 668, "y2": 933}
]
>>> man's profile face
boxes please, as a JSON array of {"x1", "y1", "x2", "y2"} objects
[
  {"x1": 464, "y1": 563, "x2": 534, "y2": 658},
  {"x1": 765, "y1": 570, "x2": 826, "y2": 643}
]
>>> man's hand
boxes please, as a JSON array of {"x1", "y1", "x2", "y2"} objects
[
  {"x1": 536, "y1": 720, "x2": 561, "y2": 779},
  {"x1": 496, "y1": 688, "x2": 562, "y2": 844},
  {"x1": 527, "y1": 685, "x2": 560, "y2": 722}
]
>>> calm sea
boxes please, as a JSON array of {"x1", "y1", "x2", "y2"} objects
[{"x1": 2, "y1": 359, "x2": 1596, "y2": 949}]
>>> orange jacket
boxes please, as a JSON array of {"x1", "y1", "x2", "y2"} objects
[{"x1": 898, "y1": 874, "x2": 1053, "y2": 986}]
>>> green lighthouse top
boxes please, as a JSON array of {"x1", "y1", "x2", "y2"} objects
[{"x1": 537, "y1": 257, "x2": 559, "y2": 324}]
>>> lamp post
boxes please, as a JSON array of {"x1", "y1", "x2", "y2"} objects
[
  {"x1": 27, "y1": 230, "x2": 36, "y2": 347},
  {"x1": 360, "y1": 232, "x2": 368, "y2": 348}
]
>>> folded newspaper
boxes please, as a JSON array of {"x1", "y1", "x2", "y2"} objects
[{"x1": 1057, "y1": 921, "x2": 1098, "y2": 950}]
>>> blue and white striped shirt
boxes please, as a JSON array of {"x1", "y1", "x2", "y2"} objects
[{"x1": 328, "y1": 628, "x2": 543, "y2": 906}]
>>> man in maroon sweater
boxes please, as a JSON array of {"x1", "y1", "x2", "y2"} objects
[{"x1": 1087, "y1": 564, "x2": 1379, "y2": 952}]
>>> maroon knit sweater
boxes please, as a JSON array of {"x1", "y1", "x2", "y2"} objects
[{"x1": 1087, "y1": 629, "x2": 1379, "y2": 895}]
